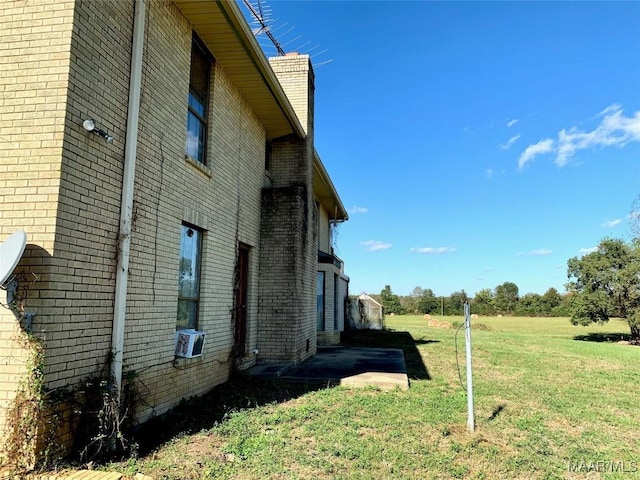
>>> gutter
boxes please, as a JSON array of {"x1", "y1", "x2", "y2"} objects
[{"x1": 111, "y1": 0, "x2": 145, "y2": 402}]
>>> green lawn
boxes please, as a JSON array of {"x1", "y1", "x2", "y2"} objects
[{"x1": 104, "y1": 316, "x2": 639, "y2": 479}]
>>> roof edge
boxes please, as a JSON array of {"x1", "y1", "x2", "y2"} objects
[
  {"x1": 314, "y1": 149, "x2": 348, "y2": 222},
  {"x1": 217, "y1": 0, "x2": 306, "y2": 140}
]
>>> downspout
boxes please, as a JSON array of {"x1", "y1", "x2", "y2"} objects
[{"x1": 112, "y1": 0, "x2": 145, "y2": 401}]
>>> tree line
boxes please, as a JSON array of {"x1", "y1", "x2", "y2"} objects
[
  {"x1": 373, "y1": 283, "x2": 569, "y2": 318},
  {"x1": 366, "y1": 237, "x2": 640, "y2": 342}
]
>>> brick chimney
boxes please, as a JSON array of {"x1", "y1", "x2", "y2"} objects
[
  {"x1": 269, "y1": 53, "x2": 315, "y2": 138},
  {"x1": 257, "y1": 54, "x2": 319, "y2": 364}
]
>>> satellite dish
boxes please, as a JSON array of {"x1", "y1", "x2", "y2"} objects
[{"x1": 0, "y1": 230, "x2": 27, "y2": 287}]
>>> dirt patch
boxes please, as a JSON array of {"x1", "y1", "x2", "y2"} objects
[{"x1": 181, "y1": 432, "x2": 227, "y2": 460}]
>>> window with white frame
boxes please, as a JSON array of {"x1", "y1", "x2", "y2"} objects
[{"x1": 177, "y1": 224, "x2": 202, "y2": 330}]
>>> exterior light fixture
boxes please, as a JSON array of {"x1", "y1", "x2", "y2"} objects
[{"x1": 82, "y1": 118, "x2": 114, "y2": 143}]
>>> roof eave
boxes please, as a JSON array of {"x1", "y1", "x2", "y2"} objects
[
  {"x1": 314, "y1": 150, "x2": 348, "y2": 222},
  {"x1": 173, "y1": 0, "x2": 306, "y2": 140}
]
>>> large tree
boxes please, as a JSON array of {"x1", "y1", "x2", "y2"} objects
[
  {"x1": 447, "y1": 290, "x2": 469, "y2": 315},
  {"x1": 566, "y1": 238, "x2": 640, "y2": 342},
  {"x1": 472, "y1": 288, "x2": 494, "y2": 315},
  {"x1": 541, "y1": 287, "x2": 562, "y2": 313},
  {"x1": 494, "y1": 282, "x2": 519, "y2": 315},
  {"x1": 517, "y1": 293, "x2": 543, "y2": 316},
  {"x1": 380, "y1": 285, "x2": 403, "y2": 315},
  {"x1": 401, "y1": 286, "x2": 423, "y2": 313},
  {"x1": 417, "y1": 288, "x2": 439, "y2": 314}
]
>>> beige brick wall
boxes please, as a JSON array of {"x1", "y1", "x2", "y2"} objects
[
  {"x1": 317, "y1": 206, "x2": 348, "y2": 345},
  {"x1": 0, "y1": 0, "x2": 76, "y2": 443},
  {"x1": 71, "y1": 0, "x2": 267, "y2": 422},
  {"x1": 257, "y1": 55, "x2": 319, "y2": 363},
  {"x1": 318, "y1": 204, "x2": 330, "y2": 253},
  {"x1": 0, "y1": 0, "x2": 340, "y2": 459},
  {"x1": 121, "y1": 1, "x2": 268, "y2": 420},
  {"x1": 44, "y1": 0, "x2": 135, "y2": 393},
  {"x1": 0, "y1": 0, "x2": 271, "y2": 445},
  {"x1": 269, "y1": 55, "x2": 314, "y2": 138}
]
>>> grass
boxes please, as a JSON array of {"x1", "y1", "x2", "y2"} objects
[{"x1": 87, "y1": 316, "x2": 639, "y2": 479}]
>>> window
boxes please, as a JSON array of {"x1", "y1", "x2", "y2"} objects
[
  {"x1": 186, "y1": 35, "x2": 212, "y2": 164},
  {"x1": 317, "y1": 271, "x2": 325, "y2": 331},
  {"x1": 177, "y1": 224, "x2": 202, "y2": 330}
]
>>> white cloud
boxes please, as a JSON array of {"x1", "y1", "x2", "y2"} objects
[
  {"x1": 349, "y1": 206, "x2": 368, "y2": 214},
  {"x1": 556, "y1": 105, "x2": 640, "y2": 166},
  {"x1": 361, "y1": 240, "x2": 392, "y2": 252},
  {"x1": 579, "y1": 246, "x2": 598, "y2": 255},
  {"x1": 410, "y1": 246, "x2": 457, "y2": 254},
  {"x1": 518, "y1": 105, "x2": 640, "y2": 169},
  {"x1": 517, "y1": 249, "x2": 552, "y2": 256},
  {"x1": 499, "y1": 134, "x2": 521, "y2": 150},
  {"x1": 486, "y1": 168, "x2": 494, "y2": 178},
  {"x1": 507, "y1": 119, "x2": 519, "y2": 128},
  {"x1": 518, "y1": 138, "x2": 554, "y2": 170},
  {"x1": 601, "y1": 218, "x2": 621, "y2": 228}
]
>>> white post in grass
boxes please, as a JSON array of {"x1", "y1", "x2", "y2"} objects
[{"x1": 464, "y1": 302, "x2": 475, "y2": 432}]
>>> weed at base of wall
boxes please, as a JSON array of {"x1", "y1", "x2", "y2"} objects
[
  {"x1": 0, "y1": 345, "x2": 141, "y2": 475},
  {"x1": 0, "y1": 330, "x2": 46, "y2": 473}
]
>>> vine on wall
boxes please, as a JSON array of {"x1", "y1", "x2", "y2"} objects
[{"x1": 1, "y1": 329, "x2": 46, "y2": 472}]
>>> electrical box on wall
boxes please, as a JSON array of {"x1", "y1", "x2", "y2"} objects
[{"x1": 175, "y1": 329, "x2": 206, "y2": 358}]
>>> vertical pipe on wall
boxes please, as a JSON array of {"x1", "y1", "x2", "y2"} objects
[{"x1": 112, "y1": 0, "x2": 146, "y2": 402}]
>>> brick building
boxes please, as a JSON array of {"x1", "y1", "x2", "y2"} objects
[{"x1": 0, "y1": 0, "x2": 348, "y2": 460}]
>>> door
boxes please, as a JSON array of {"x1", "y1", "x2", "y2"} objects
[{"x1": 234, "y1": 244, "x2": 250, "y2": 357}]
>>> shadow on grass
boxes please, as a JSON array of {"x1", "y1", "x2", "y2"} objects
[
  {"x1": 133, "y1": 377, "x2": 325, "y2": 456},
  {"x1": 133, "y1": 329, "x2": 432, "y2": 456},
  {"x1": 574, "y1": 332, "x2": 631, "y2": 343},
  {"x1": 340, "y1": 329, "x2": 433, "y2": 380}
]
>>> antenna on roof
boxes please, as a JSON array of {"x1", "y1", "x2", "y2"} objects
[
  {"x1": 242, "y1": 0, "x2": 286, "y2": 56},
  {"x1": 241, "y1": 0, "x2": 333, "y2": 67}
]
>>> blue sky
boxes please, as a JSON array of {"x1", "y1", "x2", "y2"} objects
[{"x1": 243, "y1": 1, "x2": 640, "y2": 297}]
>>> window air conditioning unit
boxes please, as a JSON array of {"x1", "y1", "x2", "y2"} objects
[{"x1": 175, "y1": 329, "x2": 206, "y2": 358}]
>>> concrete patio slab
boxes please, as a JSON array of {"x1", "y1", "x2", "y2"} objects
[
  {"x1": 245, "y1": 361, "x2": 294, "y2": 380},
  {"x1": 249, "y1": 346, "x2": 409, "y2": 390}
]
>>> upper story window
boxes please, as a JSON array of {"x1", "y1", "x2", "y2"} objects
[
  {"x1": 186, "y1": 35, "x2": 212, "y2": 164},
  {"x1": 177, "y1": 224, "x2": 203, "y2": 330}
]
